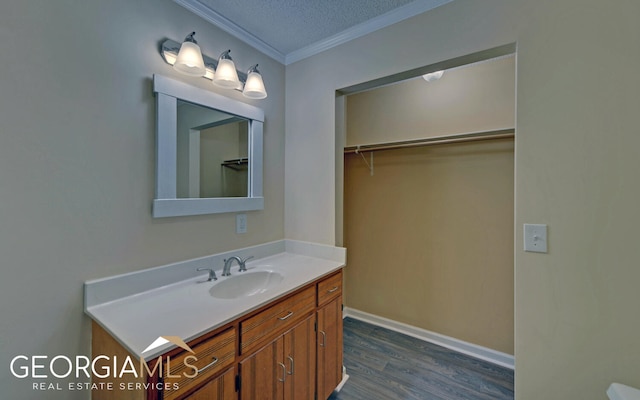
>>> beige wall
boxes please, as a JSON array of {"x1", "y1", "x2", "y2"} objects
[
  {"x1": 343, "y1": 57, "x2": 515, "y2": 354},
  {"x1": 344, "y1": 139, "x2": 515, "y2": 354},
  {"x1": 346, "y1": 56, "x2": 515, "y2": 146},
  {"x1": 286, "y1": 0, "x2": 640, "y2": 398},
  {"x1": 0, "y1": 0, "x2": 284, "y2": 398}
]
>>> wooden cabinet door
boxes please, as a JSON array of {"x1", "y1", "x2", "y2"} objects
[
  {"x1": 183, "y1": 367, "x2": 236, "y2": 400},
  {"x1": 239, "y1": 315, "x2": 316, "y2": 400},
  {"x1": 283, "y1": 315, "x2": 316, "y2": 400},
  {"x1": 317, "y1": 296, "x2": 343, "y2": 400},
  {"x1": 239, "y1": 336, "x2": 284, "y2": 400}
]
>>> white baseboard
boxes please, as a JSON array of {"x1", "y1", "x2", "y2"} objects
[
  {"x1": 343, "y1": 307, "x2": 514, "y2": 370},
  {"x1": 335, "y1": 366, "x2": 349, "y2": 392}
]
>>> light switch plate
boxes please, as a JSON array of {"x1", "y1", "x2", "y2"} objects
[
  {"x1": 236, "y1": 214, "x2": 247, "y2": 234},
  {"x1": 524, "y1": 224, "x2": 547, "y2": 253}
]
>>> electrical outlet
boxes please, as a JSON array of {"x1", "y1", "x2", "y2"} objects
[
  {"x1": 236, "y1": 214, "x2": 247, "y2": 234},
  {"x1": 524, "y1": 224, "x2": 547, "y2": 253}
]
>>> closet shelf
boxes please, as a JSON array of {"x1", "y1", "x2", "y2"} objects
[
  {"x1": 222, "y1": 157, "x2": 248, "y2": 171},
  {"x1": 344, "y1": 128, "x2": 514, "y2": 154}
]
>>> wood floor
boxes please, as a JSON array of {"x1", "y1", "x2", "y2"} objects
[{"x1": 329, "y1": 318, "x2": 514, "y2": 400}]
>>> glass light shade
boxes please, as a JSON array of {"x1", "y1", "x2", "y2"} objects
[
  {"x1": 203, "y1": 67, "x2": 215, "y2": 80},
  {"x1": 162, "y1": 49, "x2": 177, "y2": 65},
  {"x1": 213, "y1": 58, "x2": 241, "y2": 88},
  {"x1": 422, "y1": 70, "x2": 444, "y2": 82},
  {"x1": 173, "y1": 41, "x2": 206, "y2": 77},
  {"x1": 242, "y1": 70, "x2": 267, "y2": 99}
]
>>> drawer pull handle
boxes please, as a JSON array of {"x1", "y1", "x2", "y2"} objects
[
  {"x1": 277, "y1": 362, "x2": 286, "y2": 382},
  {"x1": 319, "y1": 331, "x2": 326, "y2": 347},
  {"x1": 278, "y1": 311, "x2": 294, "y2": 321},
  {"x1": 197, "y1": 356, "x2": 219, "y2": 374},
  {"x1": 287, "y1": 356, "x2": 294, "y2": 375},
  {"x1": 327, "y1": 286, "x2": 339, "y2": 293}
]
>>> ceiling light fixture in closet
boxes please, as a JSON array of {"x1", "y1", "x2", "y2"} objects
[{"x1": 422, "y1": 70, "x2": 444, "y2": 82}]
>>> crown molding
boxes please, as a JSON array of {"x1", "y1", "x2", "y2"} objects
[
  {"x1": 285, "y1": 0, "x2": 453, "y2": 64},
  {"x1": 175, "y1": 0, "x2": 452, "y2": 65},
  {"x1": 173, "y1": 0, "x2": 286, "y2": 64}
]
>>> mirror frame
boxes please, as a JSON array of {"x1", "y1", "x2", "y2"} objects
[{"x1": 152, "y1": 74, "x2": 264, "y2": 218}]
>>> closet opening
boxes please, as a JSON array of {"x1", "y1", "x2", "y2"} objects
[{"x1": 335, "y1": 45, "x2": 516, "y2": 368}]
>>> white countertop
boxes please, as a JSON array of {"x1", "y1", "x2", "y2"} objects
[{"x1": 85, "y1": 240, "x2": 345, "y2": 359}]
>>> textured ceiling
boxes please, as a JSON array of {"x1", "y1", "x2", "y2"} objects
[
  {"x1": 197, "y1": 0, "x2": 416, "y2": 55},
  {"x1": 177, "y1": 0, "x2": 452, "y2": 63}
]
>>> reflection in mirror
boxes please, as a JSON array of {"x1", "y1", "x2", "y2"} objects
[
  {"x1": 176, "y1": 100, "x2": 249, "y2": 198},
  {"x1": 153, "y1": 74, "x2": 264, "y2": 218}
]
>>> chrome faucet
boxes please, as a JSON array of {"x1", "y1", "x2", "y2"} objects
[
  {"x1": 196, "y1": 267, "x2": 217, "y2": 281},
  {"x1": 222, "y1": 256, "x2": 254, "y2": 276}
]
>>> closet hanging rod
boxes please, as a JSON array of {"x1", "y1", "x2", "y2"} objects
[{"x1": 344, "y1": 128, "x2": 514, "y2": 154}]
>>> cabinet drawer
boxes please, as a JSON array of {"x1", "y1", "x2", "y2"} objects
[
  {"x1": 163, "y1": 328, "x2": 236, "y2": 400},
  {"x1": 317, "y1": 270, "x2": 342, "y2": 307},
  {"x1": 241, "y1": 286, "x2": 316, "y2": 355},
  {"x1": 179, "y1": 367, "x2": 236, "y2": 400}
]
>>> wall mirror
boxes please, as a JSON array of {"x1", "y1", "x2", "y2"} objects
[{"x1": 153, "y1": 74, "x2": 264, "y2": 217}]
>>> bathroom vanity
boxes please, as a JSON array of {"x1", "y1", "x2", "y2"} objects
[{"x1": 85, "y1": 240, "x2": 346, "y2": 400}]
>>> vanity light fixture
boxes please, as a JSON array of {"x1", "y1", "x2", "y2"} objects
[
  {"x1": 212, "y1": 50, "x2": 241, "y2": 89},
  {"x1": 173, "y1": 32, "x2": 206, "y2": 77},
  {"x1": 160, "y1": 34, "x2": 267, "y2": 99},
  {"x1": 242, "y1": 65, "x2": 268, "y2": 99},
  {"x1": 422, "y1": 70, "x2": 445, "y2": 82}
]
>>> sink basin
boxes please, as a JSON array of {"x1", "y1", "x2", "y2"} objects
[{"x1": 209, "y1": 270, "x2": 284, "y2": 299}]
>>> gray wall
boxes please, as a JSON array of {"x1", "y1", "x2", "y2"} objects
[{"x1": 0, "y1": 0, "x2": 284, "y2": 398}]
